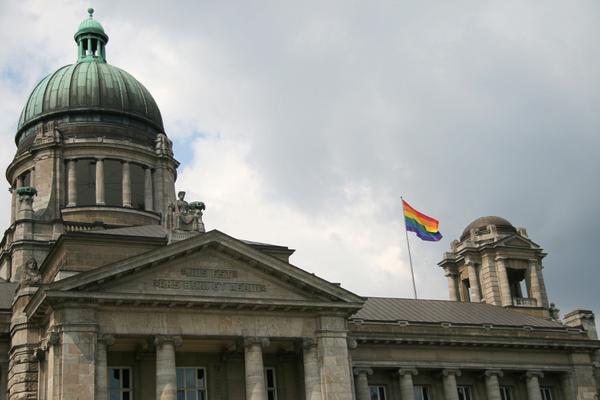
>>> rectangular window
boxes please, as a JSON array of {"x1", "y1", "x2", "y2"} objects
[
  {"x1": 176, "y1": 367, "x2": 207, "y2": 400},
  {"x1": 457, "y1": 386, "x2": 472, "y2": 400},
  {"x1": 369, "y1": 385, "x2": 387, "y2": 400},
  {"x1": 108, "y1": 367, "x2": 132, "y2": 400},
  {"x1": 265, "y1": 367, "x2": 277, "y2": 400},
  {"x1": 500, "y1": 386, "x2": 513, "y2": 400},
  {"x1": 540, "y1": 387, "x2": 553, "y2": 400},
  {"x1": 414, "y1": 385, "x2": 431, "y2": 400}
]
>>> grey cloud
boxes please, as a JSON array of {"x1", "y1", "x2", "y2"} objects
[{"x1": 1, "y1": 0, "x2": 598, "y2": 317}]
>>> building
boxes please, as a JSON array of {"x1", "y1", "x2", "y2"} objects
[{"x1": 0, "y1": 9, "x2": 598, "y2": 400}]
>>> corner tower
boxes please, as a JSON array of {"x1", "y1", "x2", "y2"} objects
[
  {"x1": 2, "y1": 9, "x2": 178, "y2": 282},
  {"x1": 438, "y1": 216, "x2": 551, "y2": 319}
]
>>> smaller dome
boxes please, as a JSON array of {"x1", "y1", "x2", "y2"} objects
[
  {"x1": 460, "y1": 216, "x2": 516, "y2": 240},
  {"x1": 74, "y1": 8, "x2": 108, "y2": 42}
]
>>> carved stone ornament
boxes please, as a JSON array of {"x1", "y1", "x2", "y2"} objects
[
  {"x1": 243, "y1": 336, "x2": 270, "y2": 349},
  {"x1": 47, "y1": 331, "x2": 60, "y2": 346},
  {"x1": 21, "y1": 258, "x2": 41, "y2": 286},
  {"x1": 154, "y1": 335, "x2": 183, "y2": 348},
  {"x1": 155, "y1": 133, "x2": 174, "y2": 157},
  {"x1": 167, "y1": 191, "x2": 206, "y2": 235},
  {"x1": 33, "y1": 121, "x2": 62, "y2": 146}
]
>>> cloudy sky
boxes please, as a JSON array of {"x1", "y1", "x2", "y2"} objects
[{"x1": 1, "y1": 0, "x2": 599, "y2": 318}]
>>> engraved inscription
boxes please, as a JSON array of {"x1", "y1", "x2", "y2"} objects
[
  {"x1": 181, "y1": 268, "x2": 238, "y2": 279},
  {"x1": 153, "y1": 279, "x2": 266, "y2": 293}
]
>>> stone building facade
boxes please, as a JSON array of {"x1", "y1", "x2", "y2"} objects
[{"x1": 0, "y1": 9, "x2": 598, "y2": 400}]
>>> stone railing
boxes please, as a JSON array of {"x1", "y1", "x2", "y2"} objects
[{"x1": 513, "y1": 297, "x2": 538, "y2": 307}]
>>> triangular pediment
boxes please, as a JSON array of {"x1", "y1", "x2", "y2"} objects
[
  {"x1": 46, "y1": 230, "x2": 364, "y2": 306},
  {"x1": 497, "y1": 235, "x2": 537, "y2": 249}
]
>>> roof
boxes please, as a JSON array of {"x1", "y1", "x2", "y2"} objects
[
  {"x1": 88, "y1": 224, "x2": 168, "y2": 238},
  {"x1": 83, "y1": 225, "x2": 291, "y2": 252},
  {"x1": 460, "y1": 216, "x2": 516, "y2": 240},
  {"x1": 351, "y1": 297, "x2": 563, "y2": 329},
  {"x1": 0, "y1": 282, "x2": 18, "y2": 309}
]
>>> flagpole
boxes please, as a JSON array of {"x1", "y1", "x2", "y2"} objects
[{"x1": 401, "y1": 197, "x2": 418, "y2": 299}]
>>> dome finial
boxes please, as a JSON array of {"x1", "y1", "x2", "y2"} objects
[{"x1": 88, "y1": 7, "x2": 94, "y2": 18}]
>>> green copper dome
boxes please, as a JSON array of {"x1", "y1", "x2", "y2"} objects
[{"x1": 15, "y1": 9, "x2": 164, "y2": 145}]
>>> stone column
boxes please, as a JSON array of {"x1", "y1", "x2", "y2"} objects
[
  {"x1": 303, "y1": 338, "x2": 322, "y2": 400},
  {"x1": 122, "y1": 161, "x2": 132, "y2": 208},
  {"x1": 445, "y1": 271, "x2": 459, "y2": 301},
  {"x1": 527, "y1": 260, "x2": 543, "y2": 306},
  {"x1": 398, "y1": 368, "x2": 417, "y2": 400},
  {"x1": 560, "y1": 371, "x2": 575, "y2": 400},
  {"x1": 353, "y1": 367, "x2": 372, "y2": 400},
  {"x1": 495, "y1": 257, "x2": 513, "y2": 306},
  {"x1": 466, "y1": 261, "x2": 481, "y2": 302},
  {"x1": 144, "y1": 167, "x2": 154, "y2": 211},
  {"x1": 244, "y1": 337, "x2": 268, "y2": 400},
  {"x1": 155, "y1": 335, "x2": 182, "y2": 400},
  {"x1": 484, "y1": 370, "x2": 503, "y2": 400},
  {"x1": 67, "y1": 159, "x2": 77, "y2": 207},
  {"x1": 442, "y1": 369, "x2": 461, "y2": 400},
  {"x1": 525, "y1": 371, "x2": 543, "y2": 400},
  {"x1": 95, "y1": 334, "x2": 115, "y2": 400},
  {"x1": 95, "y1": 158, "x2": 105, "y2": 205}
]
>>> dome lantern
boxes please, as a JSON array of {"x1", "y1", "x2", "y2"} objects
[{"x1": 74, "y1": 8, "x2": 109, "y2": 63}]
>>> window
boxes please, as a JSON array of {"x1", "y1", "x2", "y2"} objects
[
  {"x1": 265, "y1": 367, "x2": 277, "y2": 400},
  {"x1": 457, "y1": 386, "x2": 472, "y2": 400},
  {"x1": 176, "y1": 367, "x2": 207, "y2": 400},
  {"x1": 540, "y1": 387, "x2": 553, "y2": 400},
  {"x1": 500, "y1": 386, "x2": 513, "y2": 400},
  {"x1": 109, "y1": 367, "x2": 132, "y2": 400},
  {"x1": 129, "y1": 163, "x2": 146, "y2": 210},
  {"x1": 369, "y1": 385, "x2": 386, "y2": 400},
  {"x1": 74, "y1": 159, "x2": 96, "y2": 205},
  {"x1": 104, "y1": 159, "x2": 123, "y2": 206},
  {"x1": 414, "y1": 385, "x2": 431, "y2": 400}
]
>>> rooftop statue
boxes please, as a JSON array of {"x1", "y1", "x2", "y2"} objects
[{"x1": 167, "y1": 191, "x2": 206, "y2": 236}]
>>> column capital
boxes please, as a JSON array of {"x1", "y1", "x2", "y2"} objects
[
  {"x1": 347, "y1": 337, "x2": 358, "y2": 349},
  {"x1": 243, "y1": 336, "x2": 270, "y2": 349},
  {"x1": 495, "y1": 255, "x2": 507, "y2": 262},
  {"x1": 99, "y1": 334, "x2": 115, "y2": 346},
  {"x1": 154, "y1": 335, "x2": 182, "y2": 348},
  {"x1": 398, "y1": 368, "x2": 418, "y2": 376},
  {"x1": 303, "y1": 337, "x2": 317, "y2": 350},
  {"x1": 484, "y1": 369, "x2": 504, "y2": 378},
  {"x1": 47, "y1": 331, "x2": 60, "y2": 346},
  {"x1": 524, "y1": 370, "x2": 544, "y2": 379},
  {"x1": 95, "y1": 157, "x2": 105, "y2": 161},
  {"x1": 353, "y1": 367, "x2": 373, "y2": 376},
  {"x1": 442, "y1": 368, "x2": 462, "y2": 377}
]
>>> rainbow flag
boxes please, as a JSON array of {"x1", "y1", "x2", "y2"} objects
[{"x1": 403, "y1": 199, "x2": 442, "y2": 242}]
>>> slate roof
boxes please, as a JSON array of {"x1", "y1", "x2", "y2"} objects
[
  {"x1": 351, "y1": 297, "x2": 564, "y2": 329},
  {"x1": 87, "y1": 224, "x2": 168, "y2": 238},
  {"x1": 0, "y1": 282, "x2": 18, "y2": 309},
  {"x1": 84, "y1": 225, "x2": 289, "y2": 250}
]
